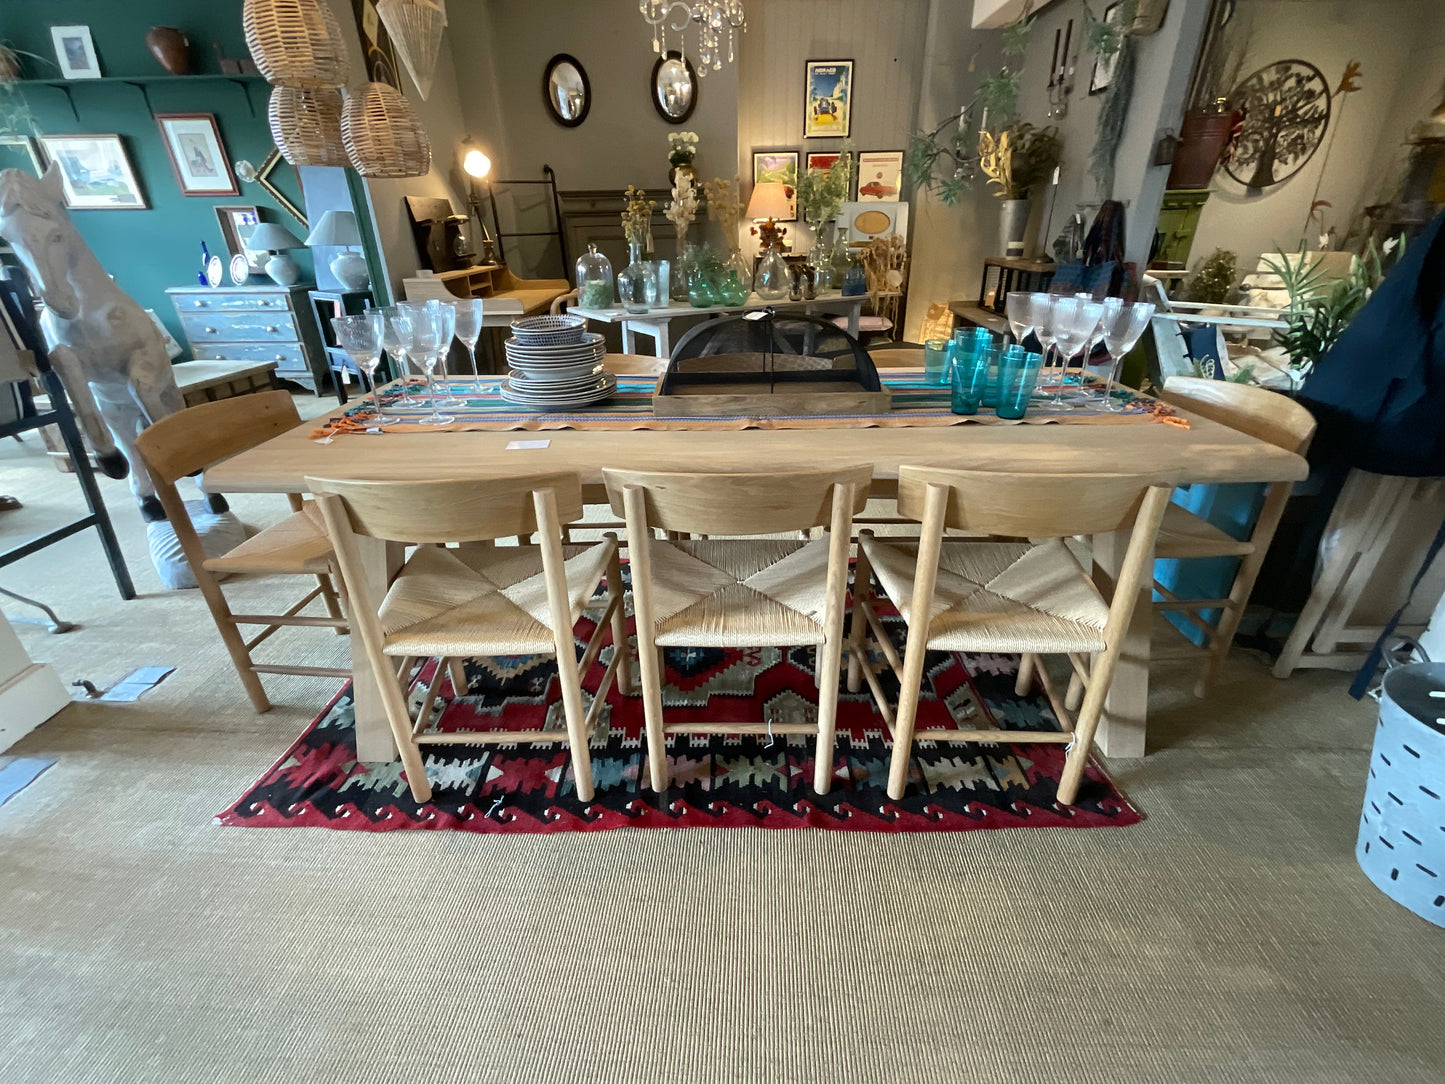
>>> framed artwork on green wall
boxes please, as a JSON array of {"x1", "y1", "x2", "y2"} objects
[
  {"x1": 38, "y1": 135, "x2": 146, "y2": 210},
  {"x1": 50, "y1": 25, "x2": 101, "y2": 80},
  {"x1": 156, "y1": 114, "x2": 239, "y2": 197},
  {"x1": 0, "y1": 135, "x2": 44, "y2": 176}
]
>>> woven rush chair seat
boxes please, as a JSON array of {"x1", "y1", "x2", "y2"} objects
[
  {"x1": 641, "y1": 538, "x2": 832, "y2": 647},
  {"x1": 204, "y1": 502, "x2": 335, "y2": 576},
  {"x1": 859, "y1": 536, "x2": 1110, "y2": 654},
  {"x1": 1154, "y1": 502, "x2": 1255, "y2": 559},
  {"x1": 377, "y1": 540, "x2": 614, "y2": 657}
]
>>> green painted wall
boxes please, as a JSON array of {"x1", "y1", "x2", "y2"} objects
[{"x1": 0, "y1": 0, "x2": 312, "y2": 349}]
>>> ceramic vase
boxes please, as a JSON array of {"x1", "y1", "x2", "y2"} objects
[
  {"x1": 146, "y1": 27, "x2": 191, "y2": 75},
  {"x1": 998, "y1": 199, "x2": 1031, "y2": 257}
]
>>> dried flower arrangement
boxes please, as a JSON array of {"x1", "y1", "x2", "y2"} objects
[
  {"x1": 621, "y1": 185, "x2": 656, "y2": 250},
  {"x1": 667, "y1": 130, "x2": 699, "y2": 166},
  {"x1": 665, "y1": 171, "x2": 700, "y2": 247},
  {"x1": 704, "y1": 174, "x2": 745, "y2": 254}
]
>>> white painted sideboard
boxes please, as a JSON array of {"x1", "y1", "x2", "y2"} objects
[{"x1": 0, "y1": 609, "x2": 68, "y2": 752}]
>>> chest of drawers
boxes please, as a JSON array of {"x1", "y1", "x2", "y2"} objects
[{"x1": 167, "y1": 284, "x2": 328, "y2": 395}]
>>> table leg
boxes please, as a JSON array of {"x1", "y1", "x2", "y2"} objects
[
  {"x1": 848, "y1": 302, "x2": 861, "y2": 340},
  {"x1": 654, "y1": 322, "x2": 670, "y2": 357},
  {"x1": 621, "y1": 322, "x2": 636, "y2": 354},
  {"x1": 350, "y1": 534, "x2": 404, "y2": 763},
  {"x1": 1092, "y1": 528, "x2": 1152, "y2": 758}
]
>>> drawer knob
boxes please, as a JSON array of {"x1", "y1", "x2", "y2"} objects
[
  {"x1": 264, "y1": 325, "x2": 279, "y2": 333},
  {"x1": 203, "y1": 326, "x2": 217, "y2": 334},
  {"x1": 274, "y1": 354, "x2": 285, "y2": 361},
  {"x1": 258, "y1": 299, "x2": 271, "y2": 306},
  {"x1": 193, "y1": 300, "x2": 206, "y2": 308}
]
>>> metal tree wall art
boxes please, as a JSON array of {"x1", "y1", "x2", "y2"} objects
[{"x1": 1224, "y1": 59, "x2": 1331, "y2": 190}]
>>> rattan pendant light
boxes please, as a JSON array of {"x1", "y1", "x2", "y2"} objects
[
  {"x1": 376, "y1": 0, "x2": 447, "y2": 100},
  {"x1": 341, "y1": 82, "x2": 432, "y2": 177},
  {"x1": 243, "y1": 0, "x2": 351, "y2": 89},
  {"x1": 268, "y1": 86, "x2": 348, "y2": 167}
]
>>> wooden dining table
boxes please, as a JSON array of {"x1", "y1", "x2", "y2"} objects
[{"x1": 204, "y1": 356, "x2": 1308, "y2": 765}]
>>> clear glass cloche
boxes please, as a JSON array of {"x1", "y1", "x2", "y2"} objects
[{"x1": 575, "y1": 243, "x2": 615, "y2": 308}]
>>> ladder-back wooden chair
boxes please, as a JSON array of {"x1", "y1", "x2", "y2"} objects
[
  {"x1": 135, "y1": 391, "x2": 348, "y2": 713},
  {"x1": 1153, "y1": 377, "x2": 1315, "y2": 696},
  {"x1": 604, "y1": 465, "x2": 872, "y2": 794},
  {"x1": 307, "y1": 473, "x2": 628, "y2": 804},
  {"x1": 848, "y1": 467, "x2": 1172, "y2": 805}
]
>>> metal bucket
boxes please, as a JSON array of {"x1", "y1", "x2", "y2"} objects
[{"x1": 1356, "y1": 640, "x2": 1445, "y2": 926}]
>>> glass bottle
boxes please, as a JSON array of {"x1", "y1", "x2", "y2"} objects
[
  {"x1": 687, "y1": 261, "x2": 717, "y2": 307},
  {"x1": 754, "y1": 245, "x2": 790, "y2": 301},
  {"x1": 672, "y1": 241, "x2": 697, "y2": 302},
  {"x1": 718, "y1": 249, "x2": 752, "y2": 305},
  {"x1": 575, "y1": 243, "x2": 614, "y2": 309},
  {"x1": 808, "y1": 222, "x2": 834, "y2": 289},
  {"x1": 829, "y1": 232, "x2": 853, "y2": 289},
  {"x1": 616, "y1": 241, "x2": 658, "y2": 314}
]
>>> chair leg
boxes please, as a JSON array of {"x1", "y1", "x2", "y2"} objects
[
  {"x1": 1066, "y1": 671, "x2": 1084, "y2": 711},
  {"x1": 447, "y1": 657, "x2": 469, "y2": 697},
  {"x1": 195, "y1": 570, "x2": 270, "y2": 713},
  {"x1": 1057, "y1": 675, "x2": 1115, "y2": 805},
  {"x1": 316, "y1": 572, "x2": 346, "y2": 633},
  {"x1": 605, "y1": 535, "x2": 632, "y2": 695},
  {"x1": 814, "y1": 638, "x2": 844, "y2": 794},
  {"x1": 636, "y1": 637, "x2": 669, "y2": 792},
  {"x1": 886, "y1": 622, "x2": 933, "y2": 800},
  {"x1": 847, "y1": 542, "x2": 874, "y2": 694},
  {"x1": 1015, "y1": 652, "x2": 1036, "y2": 696}
]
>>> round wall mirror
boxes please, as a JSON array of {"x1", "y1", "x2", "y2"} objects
[
  {"x1": 543, "y1": 53, "x2": 590, "y2": 128},
  {"x1": 651, "y1": 51, "x2": 697, "y2": 124}
]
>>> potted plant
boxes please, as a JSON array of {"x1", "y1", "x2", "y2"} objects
[
  {"x1": 795, "y1": 142, "x2": 853, "y2": 286},
  {"x1": 1169, "y1": 7, "x2": 1247, "y2": 189},
  {"x1": 977, "y1": 122, "x2": 1062, "y2": 257},
  {"x1": 667, "y1": 130, "x2": 699, "y2": 186}
]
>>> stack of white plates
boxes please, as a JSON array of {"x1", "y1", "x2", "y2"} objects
[{"x1": 502, "y1": 330, "x2": 615, "y2": 409}]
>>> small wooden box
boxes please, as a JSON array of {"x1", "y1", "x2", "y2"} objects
[{"x1": 653, "y1": 352, "x2": 891, "y2": 418}]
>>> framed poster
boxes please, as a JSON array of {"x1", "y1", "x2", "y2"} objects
[
  {"x1": 38, "y1": 135, "x2": 146, "y2": 210},
  {"x1": 751, "y1": 149, "x2": 798, "y2": 221},
  {"x1": 352, "y1": 0, "x2": 401, "y2": 88},
  {"x1": 804, "y1": 59, "x2": 853, "y2": 138},
  {"x1": 1089, "y1": 3, "x2": 1123, "y2": 95},
  {"x1": 50, "y1": 25, "x2": 101, "y2": 80},
  {"x1": 0, "y1": 135, "x2": 44, "y2": 176},
  {"x1": 856, "y1": 150, "x2": 904, "y2": 202},
  {"x1": 839, "y1": 201, "x2": 908, "y2": 244},
  {"x1": 155, "y1": 114, "x2": 239, "y2": 197},
  {"x1": 806, "y1": 151, "x2": 842, "y2": 173}
]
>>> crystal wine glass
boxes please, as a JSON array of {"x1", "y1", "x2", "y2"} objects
[
  {"x1": 1098, "y1": 300, "x2": 1156, "y2": 410},
  {"x1": 407, "y1": 305, "x2": 453, "y2": 425},
  {"x1": 380, "y1": 305, "x2": 420, "y2": 406},
  {"x1": 450, "y1": 297, "x2": 485, "y2": 391},
  {"x1": 1051, "y1": 296, "x2": 1105, "y2": 403},
  {"x1": 1005, "y1": 290, "x2": 1036, "y2": 346},
  {"x1": 331, "y1": 311, "x2": 396, "y2": 424},
  {"x1": 425, "y1": 299, "x2": 464, "y2": 408},
  {"x1": 1026, "y1": 292, "x2": 1060, "y2": 397}
]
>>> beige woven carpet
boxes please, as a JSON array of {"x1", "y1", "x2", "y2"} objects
[{"x1": 2, "y1": 401, "x2": 1443, "y2": 1084}]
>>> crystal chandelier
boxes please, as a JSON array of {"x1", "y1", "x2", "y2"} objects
[{"x1": 639, "y1": 1, "x2": 746, "y2": 77}]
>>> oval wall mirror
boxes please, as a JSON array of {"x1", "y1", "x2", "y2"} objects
[
  {"x1": 651, "y1": 51, "x2": 697, "y2": 123},
  {"x1": 543, "y1": 53, "x2": 590, "y2": 127}
]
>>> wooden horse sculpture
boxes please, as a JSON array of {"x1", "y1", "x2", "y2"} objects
[{"x1": 0, "y1": 164, "x2": 220, "y2": 522}]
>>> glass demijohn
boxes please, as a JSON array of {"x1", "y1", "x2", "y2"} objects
[{"x1": 575, "y1": 243, "x2": 615, "y2": 308}]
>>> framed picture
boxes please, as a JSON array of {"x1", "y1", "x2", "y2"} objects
[
  {"x1": 0, "y1": 135, "x2": 44, "y2": 176},
  {"x1": 214, "y1": 205, "x2": 266, "y2": 272},
  {"x1": 806, "y1": 151, "x2": 842, "y2": 173},
  {"x1": 352, "y1": 0, "x2": 401, "y2": 88},
  {"x1": 856, "y1": 150, "x2": 904, "y2": 202},
  {"x1": 38, "y1": 135, "x2": 146, "y2": 210},
  {"x1": 156, "y1": 114, "x2": 239, "y2": 197},
  {"x1": 839, "y1": 201, "x2": 909, "y2": 244},
  {"x1": 751, "y1": 149, "x2": 798, "y2": 221},
  {"x1": 804, "y1": 59, "x2": 853, "y2": 138},
  {"x1": 50, "y1": 25, "x2": 101, "y2": 80},
  {"x1": 1090, "y1": 3, "x2": 1123, "y2": 95}
]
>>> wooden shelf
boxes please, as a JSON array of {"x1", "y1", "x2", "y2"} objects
[{"x1": 17, "y1": 74, "x2": 265, "y2": 87}]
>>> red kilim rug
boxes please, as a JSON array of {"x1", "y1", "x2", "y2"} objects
[{"x1": 218, "y1": 611, "x2": 1141, "y2": 833}]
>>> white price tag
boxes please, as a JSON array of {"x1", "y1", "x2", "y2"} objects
[{"x1": 505, "y1": 439, "x2": 551, "y2": 450}]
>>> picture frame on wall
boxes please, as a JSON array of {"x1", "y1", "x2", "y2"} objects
[
  {"x1": 0, "y1": 135, "x2": 44, "y2": 176},
  {"x1": 804, "y1": 59, "x2": 853, "y2": 138},
  {"x1": 352, "y1": 0, "x2": 401, "y2": 88},
  {"x1": 856, "y1": 150, "x2": 904, "y2": 202},
  {"x1": 805, "y1": 151, "x2": 842, "y2": 173},
  {"x1": 1089, "y1": 3, "x2": 1123, "y2": 95},
  {"x1": 752, "y1": 149, "x2": 798, "y2": 221},
  {"x1": 38, "y1": 135, "x2": 146, "y2": 210},
  {"x1": 156, "y1": 114, "x2": 239, "y2": 197},
  {"x1": 50, "y1": 25, "x2": 101, "y2": 80},
  {"x1": 214, "y1": 205, "x2": 266, "y2": 272}
]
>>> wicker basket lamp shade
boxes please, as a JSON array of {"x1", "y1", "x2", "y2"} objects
[
  {"x1": 243, "y1": 0, "x2": 352, "y2": 89},
  {"x1": 268, "y1": 86, "x2": 348, "y2": 167},
  {"x1": 341, "y1": 82, "x2": 432, "y2": 178}
]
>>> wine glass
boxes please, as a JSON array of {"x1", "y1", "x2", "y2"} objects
[
  {"x1": 1051, "y1": 296, "x2": 1105, "y2": 403},
  {"x1": 1026, "y1": 292, "x2": 1060, "y2": 396},
  {"x1": 380, "y1": 305, "x2": 420, "y2": 406},
  {"x1": 409, "y1": 304, "x2": 454, "y2": 426},
  {"x1": 450, "y1": 297, "x2": 485, "y2": 391},
  {"x1": 425, "y1": 299, "x2": 464, "y2": 408},
  {"x1": 1005, "y1": 291, "x2": 1036, "y2": 346},
  {"x1": 1097, "y1": 300, "x2": 1156, "y2": 410},
  {"x1": 331, "y1": 312, "x2": 396, "y2": 423}
]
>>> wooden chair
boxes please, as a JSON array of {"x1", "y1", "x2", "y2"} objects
[
  {"x1": 134, "y1": 391, "x2": 349, "y2": 713},
  {"x1": 848, "y1": 467, "x2": 1172, "y2": 805},
  {"x1": 307, "y1": 472, "x2": 628, "y2": 803},
  {"x1": 1152, "y1": 377, "x2": 1315, "y2": 696},
  {"x1": 604, "y1": 465, "x2": 872, "y2": 794}
]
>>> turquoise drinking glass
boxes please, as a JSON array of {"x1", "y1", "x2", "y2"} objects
[
  {"x1": 995, "y1": 348, "x2": 1044, "y2": 419},
  {"x1": 950, "y1": 341, "x2": 993, "y2": 415},
  {"x1": 923, "y1": 338, "x2": 950, "y2": 386}
]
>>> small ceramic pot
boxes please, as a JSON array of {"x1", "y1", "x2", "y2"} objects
[{"x1": 146, "y1": 27, "x2": 191, "y2": 75}]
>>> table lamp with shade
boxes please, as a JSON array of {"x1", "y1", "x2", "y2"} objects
[
  {"x1": 242, "y1": 222, "x2": 306, "y2": 287},
  {"x1": 746, "y1": 181, "x2": 792, "y2": 251},
  {"x1": 305, "y1": 210, "x2": 370, "y2": 291},
  {"x1": 460, "y1": 138, "x2": 498, "y2": 265}
]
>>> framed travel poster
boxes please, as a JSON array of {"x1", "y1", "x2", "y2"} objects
[
  {"x1": 856, "y1": 150, "x2": 904, "y2": 202},
  {"x1": 752, "y1": 149, "x2": 798, "y2": 220},
  {"x1": 804, "y1": 59, "x2": 853, "y2": 138},
  {"x1": 156, "y1": 114, "x2": 239, "y2": 197},
  {"x1": 806, "y1": 151, "x2": 842, "y2": 173},
  {"x1": 38, "y1": 135, "x2": 146, "y2": 210}
]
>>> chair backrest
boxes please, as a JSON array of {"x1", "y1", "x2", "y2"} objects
[
  {"x1": 1160, "y1": 376, "x2": 1316, "y2": 455},
  {"x1": 135, "y1": 390, "x2": 302, "y2": 485},
  {"x1": 306, "y1": 473, "x2": 584, "y2": 544},
  {"x1": 897, "y1": 466, "x2": 1162, "y2": 538},
  {"x1": 603, "y1": 465, "x2": 872, "y2": 536}
]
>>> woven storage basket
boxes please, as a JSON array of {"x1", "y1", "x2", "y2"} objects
[
  {"x1": 243, "y1": 0, "x2": 351, "y2": 89},
  {"x1": 341, "y1": 82, "x2": 432, "y2": 178},
  {"x1": 268, "y1": 86, "x2": 347, "y2": 167}
]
